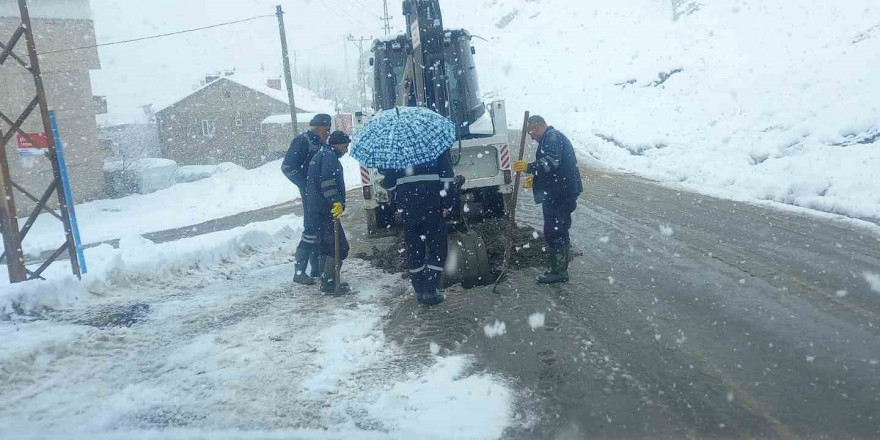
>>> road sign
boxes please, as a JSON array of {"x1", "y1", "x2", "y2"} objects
[{"x1": 16, "y1": 132, "x2": 49, "y2": 156}]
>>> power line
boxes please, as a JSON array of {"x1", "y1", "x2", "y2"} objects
[
  {"x1": 317, "y1": 0, "x2": 375, "y2": 30},
  {"x1": 38, "y1": 14, "x2": 275, "y2": 55},
  {"x1": 339, "y1": 0, "x2": 380, "y2": 19}
]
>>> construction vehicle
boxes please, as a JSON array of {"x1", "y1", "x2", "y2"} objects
[{"x1": 359, "y1": 0, "x2": 512, "y2": 286}]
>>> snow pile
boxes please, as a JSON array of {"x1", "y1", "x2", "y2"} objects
[
  {"x1": 447, "y1": 0, "x2": 880, "y2": 220},
  {"x1": 370, "y1": 356, "x2": 512, "y2": 439},
  {"x1": 173, "y1": 163, "x2": 237, "y2": 183},
  {"x1": 21, "y1": 156, "x2": 362, "y2": 256},
  {"x1": 1, "y1": 215, "x2": 302, "y2": 317}
]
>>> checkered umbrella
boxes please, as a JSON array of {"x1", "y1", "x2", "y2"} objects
[{"x1": 351, "y1": 106, "x2": 455, "y2": 169}]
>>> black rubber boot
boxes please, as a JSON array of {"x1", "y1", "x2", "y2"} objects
[
  {"x1": 418, "y1": 289, "x2": 445, "y2": 305},
  {"x1": 557, "y1": 243, "x2": 570, "y2": 283},
  {"x1": 292, "y1": 246, "x2": 315, "y2": 285},
  {"x1": 321, "y1": 257, "x2": 352, "y2": 295},
  {"x1": 537, "y1": 245, "x2": 559, "y2": 284},
  {"x1": 538, "y1": 245, "x2": 569, "y2": 284}
]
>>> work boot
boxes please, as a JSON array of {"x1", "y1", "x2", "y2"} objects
[
  {"x1": 309, "y1": 252, "x2": 322, "y2": 278},
  {"x1": 418, "y1": 288, "x2": 445, "y2": 306},
  {"x1": 557, "y1": 244, "x2": 570, "y2": 283},
  {"x1": 537, "y1": 245, "x2": 559, "y2": 284},
  {"x1": 538, "y1": 245, "x2": 570, "y2": 284},
  {"x1": 321, "y1": 257, "x2": 352, "y2": 295},
  {"x1": 292, "y1": 247, "x2": 315, "y2": 285}
]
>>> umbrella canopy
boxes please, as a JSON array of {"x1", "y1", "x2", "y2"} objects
[{"x1": 351, "y1": 106, "x2": 456, "y2": 169}]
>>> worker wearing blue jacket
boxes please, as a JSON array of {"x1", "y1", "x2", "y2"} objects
[
  {"x1": 380, "y1": 150, "x2": 457, "y2": 305},
  {"x1": 514, "y1": 115, "x2": 583, "y2": 284},
  {"x1": 284, "y1": 114, "x2": 332, "y2": 284},
  {"x1": 305, "y1": 131, "x2": 352, "y2": 294}
]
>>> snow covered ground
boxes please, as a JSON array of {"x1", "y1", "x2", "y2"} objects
[
  {"x1": 447, "y1": 0, "x2": 880, "y2": 221},
  {"x1": 21, "y1": 157, "x2": 363, "y2": 257},
  {"x1": 1, "y1": 216, "x2": 514, "y2": 439}
]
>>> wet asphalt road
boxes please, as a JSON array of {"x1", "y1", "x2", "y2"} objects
[
  {"x1": 46, "y1": 145, "x2": 880, "y2": 438},
  {"x1": 384, "y1": 165, "x2": 880, "y2": 439}
]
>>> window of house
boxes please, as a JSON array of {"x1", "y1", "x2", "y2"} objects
[
  {"x1": 224, "y1": 90, "x2": 232, "y2": 99},
  {"x1": 201, "y1": 120, "x2": 216, "y2": 137},
  {"x1": 234, "y1": 113, "x2": 244, "y2": 127}
]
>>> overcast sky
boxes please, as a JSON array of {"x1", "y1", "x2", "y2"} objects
[{"x1": 89, "y1": 0, "x2": 398, "y2": 113}]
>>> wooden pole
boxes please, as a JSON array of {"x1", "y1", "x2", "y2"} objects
[
  {"x1": 334, "y1": 219, "x2": 341, "y2": 295},
  {"x1": 493, "y1": 111, "x2": 530, "y2": 292},
  {"x1": 276, "y1": 5, "x2": 298, "y2": 132}
]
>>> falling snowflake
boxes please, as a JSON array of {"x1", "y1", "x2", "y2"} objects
[
  {"x1": 659, "y1": 224, "x2": 674, "y2": 236},
  {"x1": 430, "y1": 342, "x2": 440, "y2": 355},
  {"x1": 864, "y1": 272, "x2": 880, "y2": 294},
  {"x1": 528, "y1": 313, "x2": 545, "y2": 330},
  {"x1": 599, "y1": 236, "x2": 610, "y2": 243},
  {"x1": 483, "y1": 321, "x2": 507, "y2": 338}
]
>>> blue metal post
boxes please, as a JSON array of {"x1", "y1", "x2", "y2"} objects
[{"x1": 48, "y1": 111, "x2": 87, "y2": 274}]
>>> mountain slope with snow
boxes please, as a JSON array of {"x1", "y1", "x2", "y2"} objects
[{"x1": 447, "y1": 0, "x2": 880, "y2": 220}]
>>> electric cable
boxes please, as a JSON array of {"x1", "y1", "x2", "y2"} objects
[{"x1": 38, "y1": 14, "x2": 275, "y2": 55}]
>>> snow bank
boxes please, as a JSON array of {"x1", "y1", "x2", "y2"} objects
[
  {"x1": 446, "y1": 0, "x2": 880, "y2": 220},
  {"x1": 174, "y1": 163, "x2": 240, "y2": 183},
  {"x1": 1, "y1": 215, "x2": 303, "y2": 318},
  {"x1": 21, "y1": 156, "x2": 362, "y2": 256}
]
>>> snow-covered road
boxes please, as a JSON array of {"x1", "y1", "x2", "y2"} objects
[{"x1": 1, "y1": 234, "x2": 513, "y2": 439}]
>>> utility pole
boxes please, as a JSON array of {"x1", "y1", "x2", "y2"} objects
[
  {"x1": 381, "y1": 0, "x2": 393, "y2": 35},
  {"x1": 343, "y1": 37, "x2": 349, "y2": 82},
  {"x1": 347, "y1": 35, "x2": 372, "y2": 110},
  {"x1": 0, "y1": 0, "x2": 83, "y2": 283},
  {"x1": 293, "y1": 50, "x2": 298, "y2": 84},
  {"x1": 275, "y1": 5, "x2": 298, "y2": 132}
]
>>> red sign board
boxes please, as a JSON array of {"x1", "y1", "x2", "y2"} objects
[
  {"x1": 16, "y1": 132, "x2": 49, "y2": 156},
  {"x1": 335, "y1": 113, "x2": 354, "y2": 135}
]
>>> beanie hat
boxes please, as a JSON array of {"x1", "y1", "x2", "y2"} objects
[
  {"x1": 309, "y1": 113, "x2": 332, "y2": 127},
  {"x1": 328, "y1": 130, "x2": 351, "y2": 145}
]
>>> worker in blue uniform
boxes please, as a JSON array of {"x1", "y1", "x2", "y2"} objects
[
  {"x1": 380, "y1": 150, "x2": 457, "y2": 305},
  {"x1": 305, "y1": 130, "x2": 352, "y2": 294},
  {"x1": 514, "y1": 115, "x2": 583, "y2": 284},
  {"x1": 284, "y1": 114, "x2": 332, "y2": 285}
]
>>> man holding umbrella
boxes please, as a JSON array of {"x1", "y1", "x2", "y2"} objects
[
  {"x1": 350, "y1": 107, "x2": 458, "y2": 306},
  {"x1": 305, "y1": 130, "x2": 353, "y2": 294},
  {"x1": 283, "y1": 114, "x2": 331, "y2": 285}
]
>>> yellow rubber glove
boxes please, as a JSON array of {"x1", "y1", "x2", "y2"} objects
[
  {"x1": 513, "y1": 160, "x2": 529, "y2": 173},
  {"x1": 523, "y1": 175, "x2": 534, "y2": 189},
  {"x1": 331, "y1": 202, "x2": 344, "y2": 219}
]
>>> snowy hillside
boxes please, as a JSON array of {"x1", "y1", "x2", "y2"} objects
[{"x1": 446, "y1": 0, "x2": 880, "y2": 220}]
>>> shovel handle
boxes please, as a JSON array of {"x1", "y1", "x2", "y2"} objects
[{"x1": 334, "y1": 218, "x2": 341, "y2": 295}]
